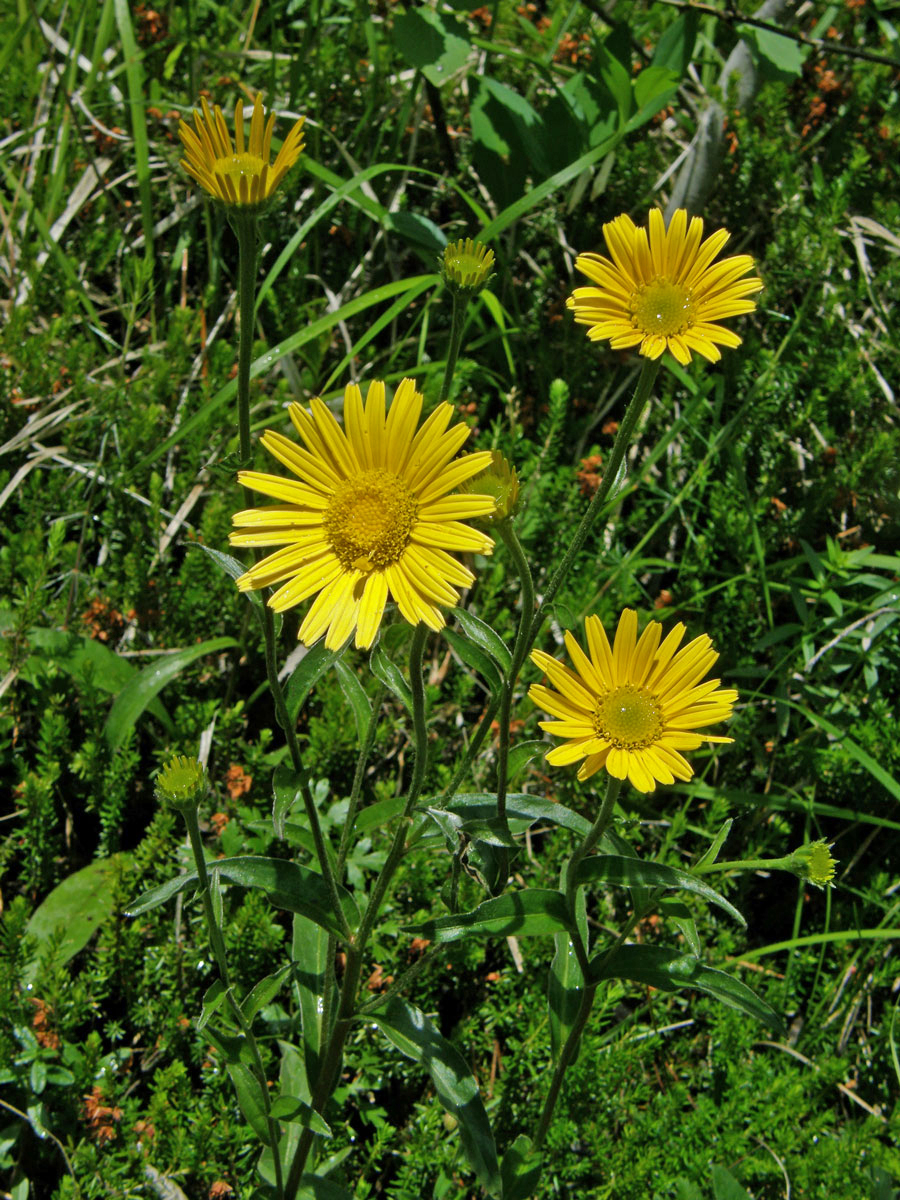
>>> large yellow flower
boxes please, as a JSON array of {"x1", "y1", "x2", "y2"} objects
[
  {"x1": 567, "y1": 209, "x2": 763, "y2": 365},
  {"x1": 230, "y1": 379, "x2": 496, "y2": 649},
  {"x1": 529, "y1": 609, "x2": 737, "y2": 794},
  {"x1": 179, "y1": 94, "x2": 305, "y2": 208}
]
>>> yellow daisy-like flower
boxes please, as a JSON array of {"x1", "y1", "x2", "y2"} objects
[
  {"x1": 179, "y1": 94, "x2": 305, "y2": 208},
  {"x1": 230, "y1": 379, "x2": 496, "y2": 650},
  {"x1": 567, "y1": 209, "x2": 763, "y2": 365},
  {"x1": 529, "y1": 609, "x2": 737, "y2": 794}
]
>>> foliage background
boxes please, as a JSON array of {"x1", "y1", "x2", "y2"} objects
[{"x1": 1, "y1": 0, "x2": 899, "y2": 1196}]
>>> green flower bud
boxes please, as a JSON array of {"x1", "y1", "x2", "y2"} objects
[
  {"x1": 440, "y1": 238, "x2": 495, "y2": 296},
  {"x1": 156, "y1": 755, "x2": 207, "y2": 813},
  {"x1": 460, "y1": 449, "x2": 520, "y2": 522}
]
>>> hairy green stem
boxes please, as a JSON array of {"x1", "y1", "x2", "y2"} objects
[
  {"x1": 439, "y1": 291, "x2": 467, "y2": 404},
  {"x1": 532, "y1": 357, "x2": 660, "y2": 643},
  {"x1": 233, "y1": 213, "x2": 258, "y2": 469},
  {"x1": 533, "y1": 775, "x2": 621, "y2": 1149},
  {"x1": 284, "y1": 624, "x2": 431, "y2": 1197},
  {"x1": 182, "y1": 806, "x2": 285, "y2": 1198},
  {"x1": 494, "y1": 521, "x2": 536, "y2": 824}
]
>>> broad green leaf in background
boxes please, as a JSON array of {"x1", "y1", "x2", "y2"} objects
[
  {"x1": 590, "y1": 945, "x2": 784, "y2": 1034},
  {"x1": 574, "y1": 855, "x2": 746, "y2": 926},
  {"x1": 127, "y1": 856, "x2": 357, "y2": 939},
  {"x1": 6, "y1": 619, "x2": 172, "y2": 729},
  {"x1": 103, "y1": 636, "x2": 236, "y2": 749},
  {"x1": 737, "y1": 24, "x2": 808, "y2": 81},
  {"x1": 296, "y1": 1177, "x2": 357, "y2": 1200},
  {"x1": 392, "y1": 7, "x2": 472, "y2": 87},
  {"x1": 24, "y1": 855, "x2": 129, "y2": 983},
  {"x1": 651, "y1": 11, "x2": 699, "y2": 75},
  {"x1": 711, "y1": 1164, "x2": 754, "y2": 1200},
  {"x1": 269, "y1": 1095, "x2": 331, "y2": 1136},
  {"x1": 406, "y1": 889, "x2": 572, "y2": 943},
  {"x1": 373, "y1": 997, "x2": 500, "y2": 1193},
  {"x1": 441, "y1": 793, "x2": 593, "y2": 838},
  {"x1": 548, "y1": 881, "x2": 587, "y2": 1064},
  {"x1": 273, "y1": 765, "x2": 304, "y2": 840}
]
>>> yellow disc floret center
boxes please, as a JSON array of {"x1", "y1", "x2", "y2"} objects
[
  {"x1": 324, "y1": 468, "x2": 418, "y2": 573},
  {"x1": 593, "y1": 685, "x2": 663, "y2": 750},
  {"x1": 213, "y1": 152, "x2": 266, "y2": 185},
  {"x1": 632, "y1": 279, "x2": 694, "y2": 337}
]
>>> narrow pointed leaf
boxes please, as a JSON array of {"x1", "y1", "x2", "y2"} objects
[
  {"x1": 373, "y1": 998, "x2": 500, "y2": 1193},
  {"x1": 332, "y1": 657, "x2": 373, "y2": 744},
  {"x1": 370, "y1": 645, "x2": 413, "y2": 710},
  {"x1": 500, "y1": 1134, "x2": 542, "y2": 1200},
  {"x1": 450, "y1": 608, "x2": 512, "y2": 671},
  {"x1": 443, "y1": 627, "x2": 502, "y2": 698},
  {"x1": 405, "y1": 889, "x2": 572, "y2": 943},
  {"x1": 285, "y1": 643, "x2": 342, "y2": 722},
  {"x1": 575, "y1": 856, "x2": 745, "y2": 926},
  {"x1": 292, "y1": 913, "x2": 330, "y2": 1087}
]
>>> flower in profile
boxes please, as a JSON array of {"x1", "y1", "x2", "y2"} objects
[
  {"x1": 441, "y1": 238, "x2": 495, "y2": 296},
  {"x1": 529, "y1": 609, "x2": 737, "y2": 793},
  {"x1": 230, "y1": 379, "x2": 496, "y2": 649},
  {"x1": 179, "y1": 94, "x2": 305, "y2": 208},
  {"x1": 567, "y1": 209, "x2": 763, "y2": 365},
  {"x1": 790, "y1": 841, "x2": 837, "y2": 888},
  {"x1": 460, "y1": 450, "x2": 519, "y2": 522}
]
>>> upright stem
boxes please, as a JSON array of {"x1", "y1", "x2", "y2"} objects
[
  {"x1": 532, "y1": 357, "x2": 660, "y2": 645},
  {"x1": 283, "y1": 625, "x2": 431, "y2": 1198},
  {"x1": 233, "y1": 213, "x2": 258, "y2": 470},
  {"x1": 439, "y1": 291, "x2": 467, "y2": 404},
  {"x1": 182, "y1": 806, "x2": 285, "y2": 1198},
  {"x1": 532, "y1": 775, "x2": 621, "y2": 1150},
  {"x1": 494, "y1": 521, "x2": 536, "y2": 824}
]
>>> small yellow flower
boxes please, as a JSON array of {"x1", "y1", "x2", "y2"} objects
[
  {"x1": 230, "y1": 379, "x2": 495, "y2": 650},
  {"x1": 441, "y1": 238, "x2": 495, "y2": 295},
  {"x1": 460, "y1": 450, "x2": 519, "y2": 522},
  {"x1": 567, "y1": 209, "x2": 763, "y2": 365},
  {"x1": 179, "y1": 94, "x2": 305, "y2": 208},
  {"x1": 529, "y1": 609, "x2": 737, "y2": 794}
]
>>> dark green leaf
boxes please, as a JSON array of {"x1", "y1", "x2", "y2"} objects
[
  {"x1": 500, "y1": 1134, "x2": 542, "y2": 1200},
  {"x1": 590, "y1": 946, "x2": 784, "y2": 1034},
  {"x1": 506, "y1": 740, "x2": 549, "y2": 783},
  {"x1": 406, "y1": 889, "x2": 572, "y2": 943},
  {"x1": 198, "y1": 980, "x2": 228, "y2": 1032},
  {"x1": 548, "y1": 881, "x2": 586, "y2": 1064},
  {"x1": 392, "y1": 7, "x2": 472, "y2": 87},
  {"x1": 373, "y1": 998, "x2": 500, "y2": 1192},
  {"x1": 103, "y1": 637, "x2": 236, "y2": 749},
  {"x1": 292, "y1": 913, "x2": 330, "y2": 1086},
  {"x1": 574, "y1": 856, "x2": 746, "y2": 926},
  {"x1": 127, "y1": 856, "x2": 357, "y2": 939},
  {"x1": 332, "y1": 658, "x2": 373, "y2": 745},
  {"x1": 450, "y1": 607, "x2": 512, "y2": 671},
  {"x1": 241, "y1": 965, "x2": 293, "y2": 1022},
  {"x1": 269, "y1": 1095, "x2": 331, "y2": 1136},
  {"x1": 737, "y1": 24, "x2": 807, "y2": 80},
  {"x1": 442, "y1": 793, "x2": 593, "y2": 838},
  {"x1": 226, "y1": 1062, "x2": 271, "y2": 1141},
  {"x1": 285, "y1": 643, "x2": 342, "y2": 723},
  {"x1": 443, "y1": 627, "x2": 503, "y2": 698},
  {"x1": 370, "y1": 645, "x2": 413, "y2": 710},
  {"x1": 651, "y1": 11, "x2": 699, "y2": 74},
  {"x1": 191, "y1": 542, "x2": 262, "y2": 606},
  {"x1": 296, "y1": 1177, "x2": 356, "y2": 1200},
  {"x1": 711, "y1": 1164, "x2": 754, "y2": 1200},
  {"x1": 272, "y1": 765, "x2": 304, "y2": 841}
]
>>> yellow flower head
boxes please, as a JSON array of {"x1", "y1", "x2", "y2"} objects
[
  {"x1": 230, "y1": 379, "x2": 496, "y2": 650},
  {"x1": 529, "y1": 609, "x2": 737, "y2": 794},
  {"x1": 791, "y1": 841, "x2": 837, "y2": 888},
  {"x1": 567, "y1": 209, "x2": 763, "y2": 365},
  {"x1": 441, "y1": 238, "x2": 495, "y2": 295},
  {"x1": 179, "y1": 94, "x2": 305, "y2": 209}
]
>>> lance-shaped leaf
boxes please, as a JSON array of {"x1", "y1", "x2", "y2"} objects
[
  {"x1": 500, "y1": 1134, "x2": 542, "y2": 1200},
  {"x1": 285, "y1": 642, "x2": 342, "y2": 722},
  {"x1": 225, "y1": 1062, "x2": 272, "y2": 1142},
  {"x1": 405, "y1": 889, "x2": 572, "y2": 943},
  {"x1": 269, "y1": 1095, "x2": 331, "y2": 1136},
  {"x1": 574, "y1": 856, "x2": 745, "y2": 926},
  {"x1": 440, "y1": 793, "x2": 594, "y2": 838},
  {"x1": 332, "y1": 657, "x2": 373, "y2": 745},
  {"x1": 589, "y1": 945, "x2": 784, "y2": 1035},
  {"x1": 443, "y1": 627, "x2": 503, "y2": 698},
  {"x1": 292, "y1": 913, "x2": 330, "y2": 1088},
  {"x1": 370, "y1": 644, "x2": 413, "y2": 710},
  {"x1": 126, "y1": 856, "x2": 357, "y2": 939},
  {"x1": 450, "y1": 607, "x2": 512, "y2": 671},
  {"x1": 548, "y1": 880, "x2": 587, "y2": 1064},
  {"x1": 373, "y1": 998, "x2": 500, "y2": 1193}
]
